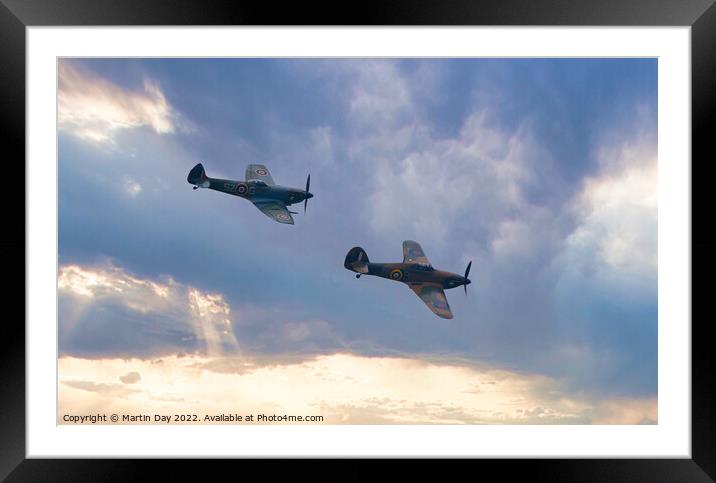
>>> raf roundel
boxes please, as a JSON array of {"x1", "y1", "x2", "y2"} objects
[
  {"x1": 255, "y1": 168, "x2": 269, "y2": 176},
  {"x1": 390, "y1": 269, "x2": 404, "y2": 281},
  {"x1": 276, "y1": 212, "x2": 291, "y2": 221},
  {"x1": 236, "y1": 183, "x2": 248, "y2": 195}
]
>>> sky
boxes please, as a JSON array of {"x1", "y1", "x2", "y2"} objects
[{"x1": 57, "y1": 58, "x2": 658, "y2": 424}]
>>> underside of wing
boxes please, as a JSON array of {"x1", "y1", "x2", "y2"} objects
[
  {"x1": 246, "y1": 164, "x2": 275, "y2": 186},
  {"x1": 408, "y1": 283, "x2": 453, "y2": 319},
  {"x1": 252, "y1": 199, "x2": 294, "y2": 224},
  {"x1": 403, "y1": 240, "x2": 431, "y2": 266}
]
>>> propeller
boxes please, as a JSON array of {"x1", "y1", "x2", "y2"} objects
[
  {"x1": 464, "y1": 261, "x2": 472, "y2": 295},
  {"x1": 304, "y1": 173, "x2": 311, "y2": 213}
]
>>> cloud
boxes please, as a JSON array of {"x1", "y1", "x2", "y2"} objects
[
  {"x1": 57, "y1": 58, "x2": 658, "y2": 402},
  {"x1": 251, "y1": 319, "x2": 347, "y2": 354},
  {"x1": 354, "y1": 81, "x2": 659, "y2": 398},
  {"x1": 346, "y1": 61, "x2": 413, "y2": 132},
  {"x1": 304, "y1": 60, "x2": 570, "y2": 269},
  {"x1": 58, "y1": 60, "x2": 186, "y2": 143},
  {"x1": 58, "y1": 263, "x2": 350, "y2": 360},
  {"x1": 546, "y1": 124, "x2": 658, "y2": 396},
  {"x1": 58, "y1": 353, "x2": 655, "y2": 425},
  {"x1": 119, "y1": 371, "x2": 142, "y2": 384},
  {"x1": 124, "y1": 178, "x2": 142, "y2": 197},
  {"x1": 58, "y1": 263, "x2": 239, "y2": 358},
  {"x1": 365, "y1": 112, "x2": 554, "y2": 253},
  {"x1": 63, "y1": 379, "x2": 139, "y2": 398},
  {"x1": 565, "y1": 132, "x2": 657, "y2": 279}
]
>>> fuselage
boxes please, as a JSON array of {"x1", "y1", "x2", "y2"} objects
[
  {"x1": 202, "y1": 177, "x2": 311, "y2": 206},
  {"x1": 362, "y1": 262, "x2": 468, "y2": 290}
]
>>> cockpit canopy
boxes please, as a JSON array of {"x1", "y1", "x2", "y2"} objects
[
  {"x1": 413, "y1": 263, "x2": 434, "y2": 271},
  {"x1": 247, "y1": 179, "x2": 267, "y2": 187}
]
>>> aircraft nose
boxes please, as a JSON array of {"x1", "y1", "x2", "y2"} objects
[
  {"x1": 465, "y1": 278, "x2": 471, "y2": 285},
  {"x1": 307, "y1": 192, "x2": 314, "y2": 199}
]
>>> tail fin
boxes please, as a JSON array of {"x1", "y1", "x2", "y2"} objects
[
  {"x1": 344, "y1": 247, "x2": 370, "y2": 273},
  {"x1": 187, "y1": 163, "x2": 208, "y2": 185}
]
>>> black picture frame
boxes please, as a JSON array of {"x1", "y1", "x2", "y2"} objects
[{"x1": 3, "y1": 0, "x2": 714, "y2": 479}]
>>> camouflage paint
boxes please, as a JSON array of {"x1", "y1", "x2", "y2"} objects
[
  {"x1": 344, "y1": 241, "x2": 471, "y2": 319},
  {"x1": 187, "y1": 163, "x2": 313, "y2": 225}
]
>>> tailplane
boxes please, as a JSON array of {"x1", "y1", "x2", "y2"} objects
[{"x1": 344, "y1": 247, "x2": 370, "y2": 274}]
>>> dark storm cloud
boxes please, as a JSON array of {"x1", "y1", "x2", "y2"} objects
[{"x1": 57, "y1": 58, "x2": 657, "y2": 398}]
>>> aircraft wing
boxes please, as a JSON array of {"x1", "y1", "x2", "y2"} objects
[
  {"x1": 251, "y1": 199, "x2": 294, "y2": 224},
  {"x1": 408, "y1": 282, "x2": 453, "y2": 319},
  {"x1": 246, "y1": 164, "x2": 275, "y2": 186},
  {"x1": 403, "y1": 240, "x2": 431, "y2": 265}
]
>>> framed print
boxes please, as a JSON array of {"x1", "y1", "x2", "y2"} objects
[{"x1": 4, "y1": 0, "x2": 715, "y2": 479}]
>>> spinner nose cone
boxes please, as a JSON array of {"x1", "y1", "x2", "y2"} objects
[
  {"x1": 307, "y1": 192, "x2": 314, "y2": 199},
  {"x1": 465, "y1": 278, "x2": 471, "y2": 285}
]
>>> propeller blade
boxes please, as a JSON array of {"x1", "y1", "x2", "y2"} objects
[
  {"x1": 464, "y1": 261, "x2": 472, "y2": 295},
  {"x1": 304, "y1": 173, "x2": 311, "y2": 213}
]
